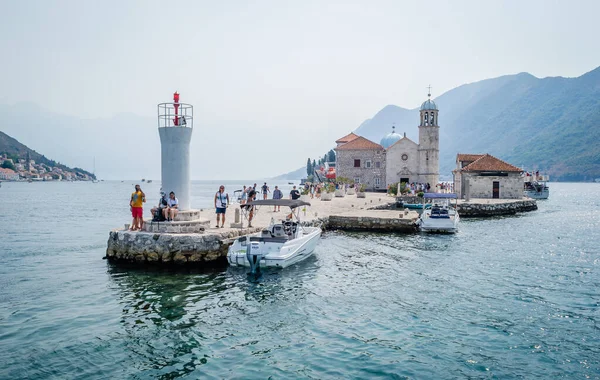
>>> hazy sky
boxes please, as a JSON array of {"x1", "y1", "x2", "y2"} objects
[{"x1": 1, "y1": 0, "x2": 599, "y2": 179}]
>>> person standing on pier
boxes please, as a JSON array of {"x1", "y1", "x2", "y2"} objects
[
  {"x1": 261, "y1": 182, "x2": 270, "y2": 200},
  {"x1": 129, "y1": 184, "x2": 146, "y2": 231},
  {"x1": 272, "y1": 185, "x2": 283, "y2": 212},
  {"x1": 290, "y1": 185, "x2": 301, "y2": 200},
  {"x1": 246, "y1": 187, "x2": 257, "y2": 227},
  {"x1": 214, "y1": 185, "x2": 230, "y2": 228}
]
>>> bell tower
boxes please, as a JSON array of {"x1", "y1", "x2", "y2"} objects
[{"x1": 417, "y1": 86, "x2": 440, "y2": 189}]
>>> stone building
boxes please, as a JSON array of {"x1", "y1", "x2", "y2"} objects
[
  {"x1": 335, "y1": 92, "x2": 440, "y2": 190},
  {"x1": 453, "y1": 153, "x2": 523, "y2": 199},
  {"x1": 335, "y1": 136, "x2": 386, "y2": 190}
]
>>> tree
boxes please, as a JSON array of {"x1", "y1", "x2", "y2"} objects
[
  {"x1": 312, "y1": 159, "x2": 316, "y2": 171},
  {"x1": 1, "y1": 160, "x2": 16, "y2": 171},
  {"x1": 327, "y1": 149, "x2": 336, "y2": 163},
  {"x1": 306, "y1": 158, "x2": 312, "y2": 176}
]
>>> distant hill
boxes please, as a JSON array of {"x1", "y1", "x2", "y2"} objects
[
  {"x1": 0, "y1": 131, "x2": 94, "y2": 178},
  {"x1": 354, "y1": 66, "x2": 600, "y2": 181},
  {"x1": 271, "y1": 166, "x2": 305, "y2": 180}
]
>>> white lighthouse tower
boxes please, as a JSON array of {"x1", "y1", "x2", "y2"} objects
[{"x1": 158, "y1": 92, "x2": 193, "y2": 210}]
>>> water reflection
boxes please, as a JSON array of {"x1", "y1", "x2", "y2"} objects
[{"x1": 105, "y1": 256, "x2": 321, "y2": 378}]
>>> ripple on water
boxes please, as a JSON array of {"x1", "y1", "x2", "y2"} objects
[{"x1": 1, "y1": 182, "x2": 600, "y2": 378}]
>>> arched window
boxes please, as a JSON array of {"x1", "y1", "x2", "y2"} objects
[
  {"x1": 424, "y1": 113, "x2": 428, "y2": 126},
  {"x1": 430, "y1": 113, "x2": 435, "y2": 125}
]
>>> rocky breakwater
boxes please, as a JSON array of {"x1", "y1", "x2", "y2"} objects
[
  {"x1": 457, "y1": 199, "x2": 537, "y2": 217},
  {"x1": 105, "y1": 227, "x2": 261, "y2": 265}
]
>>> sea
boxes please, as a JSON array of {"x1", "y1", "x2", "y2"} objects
[{"x1": 1, "y1": 181, "x2": 599, "y2": 379}]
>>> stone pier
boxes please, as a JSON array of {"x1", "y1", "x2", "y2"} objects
[{"x1": 105, "y1": 193, "x2": 537, "y2": 266}]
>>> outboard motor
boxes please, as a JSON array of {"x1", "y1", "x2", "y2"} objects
[{"x1": 246, "y1": 241, "x2": 265, "y2": 274}]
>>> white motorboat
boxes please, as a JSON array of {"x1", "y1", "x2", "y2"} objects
[
  {"x1": 523, "y1": 172, "x2": 549, "y2": 199},
  {"x1": 417, "y1": 193, "x2": 460, "y2": 233},
  {"x1": 227, "y1": 199, "x2": 322, "y2": 273}
]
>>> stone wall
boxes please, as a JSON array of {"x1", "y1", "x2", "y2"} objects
[
  {"x1": 327, "y1": 215, "x2": 417, "y2": 232},
  {"x1": 463, "y1": 173, "x2": 522, "y2": 199},
  {"x1": 385, "y1": 139, "x2": 419, "y2": 187},
  {"x1": 106, "y1": 228, "x2": 261, "y2": 265},
  {"x1": 457, "y1": 200, "x2": 537, "y2": 217},
  {"x1": 336, "y1": 148, "x2": 386, "y2": 191}
]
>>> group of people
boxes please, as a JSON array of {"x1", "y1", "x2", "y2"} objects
[
  {"x1": 127, "y1": 182, "x2": 310, "y2": 231},
  {"x1": 128, "y1": 184, "x2": 179, "y2": 231}
]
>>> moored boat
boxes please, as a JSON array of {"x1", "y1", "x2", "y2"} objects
[
  {"x1": 228, "y1": 199, "x2": 321, "y2": 273},
  {"x1": 417, "y1": 193, "x2": 460, "y2": 233},
  {"x1": 523, "y1": 172, "x2": 549, "y2": 199}
]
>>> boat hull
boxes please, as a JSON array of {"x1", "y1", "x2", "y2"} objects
[
  {"x1": 227, "y1": 227, "x2": 322, "y2": 269},
  {"x1": 524, "y1": 189, "x2": 549, "y2": 199},
  {"x1": 418, "y1": 212, "x2": 460, "y2": 233}
]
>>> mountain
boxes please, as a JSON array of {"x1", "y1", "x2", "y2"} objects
[
  {"x1": 0, "y1": 103, "x2": 158, "y2": 179},
  {"x1": 271, "y1": 166, "x2": 306, "y2": 180},
  {"x1": 0, "y1": 131, "x2": 94, "y2": 178},
  {"x1": 355, "y1": 66, "x2": 600, "y2": 181}
]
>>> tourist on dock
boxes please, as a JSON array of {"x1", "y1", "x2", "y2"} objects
[
  {"x1": 240, "y1": 185, "x2": 248, "y2": 205},
  {"x1": 316, "y1": 183, "x2": 322, "y2": 198},
  {"x1": 214, "y1": 185, "x2": 230, "y2": 228},
  {"x1": 163, "y1": 191, "x2": 179, "y2": 221},
  {"x1": 272, "y1": 185, "x2": 283, "y2": 211},
  {"x1": 246, "y1": 187, "x2": 257, "y2": 227},
  {"x1": 129, "y1": 184, "x2": 146, "y2": 231},
  {"x1": 290, "y1": 185, "x2": 301, "y2": 200},
  {"x1": 261, "y1": 182, "x2": 270, "y2": 200},
  {"x1": 151, "y1": 191, "x2": 168, "y2": 221}
]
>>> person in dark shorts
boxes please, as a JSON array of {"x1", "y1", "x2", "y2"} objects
[
  {"x1": 214, "y1": 185, "x2": 229, "y2": 228},
  {"x1": 261, "y1": 182, "x2": 270, "y2": 200},
  {"x1": 245, "y1": 187, "x2": 257, "y2": 227}
]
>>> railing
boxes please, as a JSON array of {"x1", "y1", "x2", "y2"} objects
[{"x1": 157, "y1": 103, "x2": 194, "y2": 128}]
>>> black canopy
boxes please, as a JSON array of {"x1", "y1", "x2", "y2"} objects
[{"x1": 244, "y1": 199, "x2": 311, "y2": 209}]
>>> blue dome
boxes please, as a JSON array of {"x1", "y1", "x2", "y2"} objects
[
  {"x1": 420, "y1": 99, "x2": 438, "y2": 110},
  {"x1": 380, "y1": 131, "x2": 402, "y2": 148}
]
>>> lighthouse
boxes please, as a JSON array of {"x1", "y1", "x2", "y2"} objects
[{"x1": 158, "y1": 92, "x2": 194, "y2": 210}]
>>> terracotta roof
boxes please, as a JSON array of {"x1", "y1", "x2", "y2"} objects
[
  {"x1": 461, "y1": 154, "x2": 522, "y2": 172},
  {"x1": 335, "y1": 132, "x2": 360, "y2": 144},
  {"x1": 335, "y1": 136, "x2": 383, "y2": 151},
  {"x1": 0, "y1": 168, "x2": 16, "y2": 174},
  {"x1": 457, "y1": 153, "x2": 485, "y2": 162}
]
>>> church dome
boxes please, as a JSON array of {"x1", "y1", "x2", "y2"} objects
[
  {"x1": 380, "y1": 129, "x2": 402, "y2": 148},
  {"x1": 420, "y1": 99, "x2": 438, "y2": 110}
]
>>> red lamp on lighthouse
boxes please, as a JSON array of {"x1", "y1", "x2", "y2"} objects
[{"x1": 173, "y1": 91, "x2": 180, "y2": 126}]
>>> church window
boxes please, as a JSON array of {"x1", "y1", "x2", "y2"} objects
[
  {"x1": 401, "y1": 153, "x2": 408, "y2": 161},
  {"x1": 354, "y1": 159, "x2": 361, "y2": 168},
  {"x1": 424, "y1": 113, "x2": 428, "y2": 125},
  {"x1": 365, "y1": 160, "x2": 372, "y2": 168},
  {"x1": 431, "y1": 113, "x2": 435, "y2": 125},
  {"x1": 426, "y1": 152, "x2": 429, "y2": 161},
  {"x1": 375, "y1": 161, "x2": 381, "y2": 168}
]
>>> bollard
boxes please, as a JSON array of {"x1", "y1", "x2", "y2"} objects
[{"x1": 235, "y1": 208, "x2": 240, "y2": 223}]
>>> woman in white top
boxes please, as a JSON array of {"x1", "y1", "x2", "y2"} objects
[{"x1": 163, "y1": 191, "x2": 179, "y2": 221}]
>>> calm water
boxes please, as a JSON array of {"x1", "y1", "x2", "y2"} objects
[{"x1": 1, "y1": 181, "x2": 599, "y2": 379}]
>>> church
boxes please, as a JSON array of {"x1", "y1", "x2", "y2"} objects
[{"x1": 335, "y1": 92, "x2": 440, "y2": 190}]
